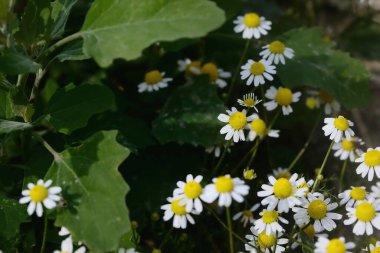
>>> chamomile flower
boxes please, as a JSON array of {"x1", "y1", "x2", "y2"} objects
[
  {"x1": 240, "y1": 59, "x2": 276, "y2": 86},
  {"x1": 333, "y1": 137, "x2": 364, "y2": 162},
  {"x1": 292, "y1": 192, "x2": 342, "y2": 232},
  {"x1": 233, "y1": 13, "x2": 271, "y2": 39},
  {"x1": 257, "y1": 173, "x2": 306, "y2": 213},
  {"x1": 118, "y1": 248, "x2": 138, "y2": 253},
  {"x1": 370, "y1": 182, "x2": 380, "y2": 201},
  {"x1": 243, "y1": 168, "x2": 257, "y2": 180},
  {"x1": 177, "y1": 58, "x2": 201, "y2": 75},
  {"x1": 246, "y1": 114, "x2": 280, "y2": 141},
  {"x1": 245, "y1": 227, "x2": 288, "y2": 253},
  {"x1": 308, "y1": 90, "x2": 341, "y2": 115},
  {"x1": 53, "y1": 236, "x2": 86, "y2": 253},
  {"x1": 343, "y1": 200, "x2": 380, "y2": 235},
  {"x1": 338, "y1": 186, "x2": 367, "y2": 207},
  {"x1": 322, "y1": 116, "x2": 354, "y2": 143},
  {"x1": 237, "y1": 93, "x2": 262, "y2": 112},
  {"x1": 254, "y1": 209, "x2": 289, "y2": 235},
  {"x1": 296, "y1": 178, "x2": 314, "y2": 197},
  {"x1": 305, "y1": 97, "x2": 320, "y2": 110},
  {"x1": 366, "y1": 242, "x2": 380, "y2": 253},
  {"x1": 161, "y1": 197, "x2": 195, "y2": 229},
  {"x1": 355, "y1": 147, "x2": 380, "y2": 181},
  {"x1": 19, "y1": 179, "x2": 61, "y2": 217},
  {"x1": 264, "y1": 86, "x2": 301, "y2": 115},
  {"x1": 259, "y1": 41, "x2": 294, "y2": 65},
  {"x1": 137, "y1": 70, "x2": 172, "y2": 93},
  {"x1": 218, "y1": 107, "x2": 254, "y2": 142},
  {"x1": 201, "y1": 175, "x2": 249, "y2": 207},
  {"x1": 233, "y1": 203, "x2": 260, "y2": 227},
  {"x1": 272, "y1": 167, "x2": 291, "y2": 179},
  {"x1": 315, "y1": 237, "x2": 355, "y2": 253},
  {"x1": 173, "y1": 174, "x2": 204, "y2": 213},
  {"x1": 200, "y1": 62, "x2": 231, "y2": 88}
]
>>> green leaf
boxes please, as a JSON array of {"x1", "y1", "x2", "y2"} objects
[
  {"x1": 0, "y1": 89, "x2": 14, "y2": 119},
  {"x1": 152, "y1": 76, "x2": 225, "y2": 146},
  {"x1": 49, "y1": 0, "x2": 79, "y2": 39},
  {"x1": 277, "y1": 27, "x2": 370, "y2": 109},
  {"x1": 0, "y1": 49, "x2": 40, "y2": 75},
  {"x1": 0, "y1": 197, "x2": 28, "y2": 241},
  {"x1": 79, "y1": 0, "x2": 225, "y2": 67},
  {"x1": 44, "y1": 84, "x2": 115, "y2": 134},
  {"x1": 44, "y1": 130, "x2": 131, "y2": 252},
  {"x1": 55, "y1": 40, "x2": 90, "y2": 62},
  {"x1": 0, "y1": 120, "x2": 32, "y2": 134}
]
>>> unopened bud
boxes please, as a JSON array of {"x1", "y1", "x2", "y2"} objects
[{"x1": 243, "y1": 168, "x2": 257, "y2": 180}]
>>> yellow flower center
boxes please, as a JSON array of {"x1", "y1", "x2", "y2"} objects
[
  {"x1": 244, "y1": 98, "x2": 255, "y2": 107},
  {"x1": 364, "y1": 150, "x2": 380, "y2": 167},
  {"x1": 297, "y1": 181, "x2": 310, "y2": 196},
  {"x1": 269, "y1": 41, "x2": 286, "y2": 54},
  {"x1": 350, "y1": 187, "x2": 366, "y2": 201},
  {"x1": 243, "y1": 13, "x2": 261, "y2": 28},
  {"x1": 326, "y1": 239, "x2": 346, "y2": 253},
  {"x1": 273, "y1": 178, "x2": 293, "y2": 199},
  {"x1": 257, "y1": 232, "x2": 276, "y2": 248},
  {"x1": 243, "y1": 210, "x2": 253, "y2": 217},
  {"x1": 243, "y1": 169, "x2": 256, "y2": 180},
  {"x1": 319, "y1": 91, "x2": 335, "y2": 103},
  {"x1": 250, "y1": 118, "x2": 267, "y2": 136},
  {"x1": 186, "y1": 60, "x2": 201, "y2": 75},
  {"x1": 372, "y1": 247, "x2": 380, "y2": 253},
  {"x1": 30, "y1": 185, "x2": 48, "y2": 203},
  {"x1": 215, "y1": 176, "x2": 234, "y2": 193},
  {"x1": 249, "y1": 62, "x2": 265, "y2": 75},
  {"x1": 229, "y1": 111, "x2": 247, "y2": 130},
  {"x1": 61, "y1": 251, "x2": 70, "y2": 253},
  {"x1": 306, "y1": 97, "x2": 318, "y2": 109},
  {"x1": 356, "y1": 202, "x2": 375, "y2": 222},
  {"x1": 308, "y1": 200, "x2": 327, "y2": 220},
  {"x1": 341, "y1": 138, "x2": 355, "y2": 151},
  {"x1": 144, "y1": 70, "x2": 163, "y2": 85},
  {"x1": 275, "y1": 87, "x2": 293, "y2": 106},
  {"x1": 262, "y1": 210, "x2": 278, "y2": 224},
  {"x1": 333, "y1": 116, "x2": 349, "y2": 131},
  {"x1": 184, "y1": 181, "x2": 202, "y2": 199},
  {"x1": 201, "y1": 63, "x2": 219, "y2": 81},
  {"x1": 171, "y1": 199, "x2": 186, "y2": 215},
  {"x1": 302, "y1": 224, "x2": 315, "y2": 239}
]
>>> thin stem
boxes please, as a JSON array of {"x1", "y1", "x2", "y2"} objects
[
  {"x1": 339, "y1": 159, "x2": 348, "y2": 192},
  {"x1": 29, "y1": 68, "x2": 46, "y2": 103},
  {"x1": 247, "y1": 140, "x2": 260, "y2": 167},
  {"x1": 213, "y1": 142, "x2": 231, "y2": 174},
  {"x1": 40, "y1": 215, "x2": 48, "y2": 253},
  {"x1": 33, "y1": 133, "x2": 60, "y2": 160},
  {"x1": 230, "y1": 139, "x2": 260, "y2": 175},
  {"x1": 42, "y1": 32, "x2": 82, "y2": 57},
  {"x1": 312, "y1": 141, "x2": 334, "y2": 192},
  {"x1": 226, "y1": 207, "x2": 234, "y2": 253}
]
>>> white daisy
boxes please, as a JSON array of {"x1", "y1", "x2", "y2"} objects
[
  {"x1": 118, "y1": 248, "x2": 138, "y2": 253},
  {"x1": 19, "y1": 179, "x2": 61, "y2": 217},
  {"x1": 246, "y1": 114, "x2": 280, "y2": 142},
  {"x1": 245, "y1": 227, "x2": 288, "y2": 253},
  {"x1": 370, "y1": 182, "x2": 380, "y2": 203},
  {"x1": 333, "y1": 137, "x2": 364, "y2": 162},
  {"x1": 237, "y1": 93, "x2": 262, "y2": 112},
  {"x1": 271, "y1": 167, "x2": 291, "y2": 179},
  {"x1": 254, "y1": 209, "x2": 289, "y2": 235},
  {"x1": 308, "y1": 90, "x2": 341, "y2": 115},
  {"x1": 355, "y1": 147, "x2": 380, "y2": 181},
  {"x1": 315, "y1": 237, "x2": 355, "y2": 253},
  {"x1": 259, "y1": 41, "x2": 294, "y2": 65},
  {"x1": 257, "y1": 173, "x2": 306, "y2": 213},
  {"x1": 338, "y1": 186, "x2": 367, "y2": 207},
  {"x1": 177, "y1": 58, "x2": 201, "y2": 75},
  {"x1": 263, "y1": 86, "x2": 301, "y2": 115},
  {"x1": 53, "y1": 236, "x2": 86, "y2": 253},
  {"x1": 218, "y1": 107, "x2": 254, "y2": 142},
  {"x1": 366, "y1": 242, "x2": 380, "y2": 253},
  {"x1": 233, "y1": 203, "x2": 260, "y2": 227},
  {"x1": 201, "y1": 175, "x2": 249, "y2": 207},
  {"x1": 240, "y1": 59, "x2": 276, "y2": 86},
  {"x1": 292, "y1": 192, "x2": 342, "y2": 232},
  {"x1": 137, "y1": 70, "x2": 172, "y2": 93},
  {"x1": 161, "y1": 197, "x2": 195, "y2": 229},
  {"x1": 322, "y1": 116, "x2": 355, "y2": 143},
  {"x1": 200, "y1": 62, "x2": 231, "y2": 88},
  {"x1": 343, "y1": 200, "x2": 380, "y2": 235},
  {"x1": 233, "y1": 13, "x2": 271, "y2": 39},
  {"x1": 173, "y1": 174, "x2": 204, "y2": 213}
]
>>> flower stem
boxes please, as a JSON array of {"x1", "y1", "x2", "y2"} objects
[
  {"x1": 213, "y1": 141, "x2": 231, "y2": 174},
  {"x1": 226, "y1": 207, "x2": 234, "y2": 253},
  {"x1": 40, "y1": 215, "x2": 48, "y2": 253},
  {"x1": 312, "y1": 141, "x2": 334, "y2": 192},
  {"x1": 339, "y1": 159, "x2": 348, "y2": 192}
]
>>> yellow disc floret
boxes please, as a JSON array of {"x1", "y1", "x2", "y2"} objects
[
  {"x1": 326, "y1": 239, "x2": 346, "y2": 253},
  {"x1": 333, "y1": 116, "x2": 349, "y2": 131},
  {"x1": 262, "y1": 210, "x2": 278, "y2": 224},
  {"x1": 356, "y1": 202, "x2": 375, "y2": 222},
  {"x1": 229, "y1": 111, "x2": 247, "y2": 130},
  {"x1": 30, "y1": 185, "x2": 48, "y2": 203},
  {"x1": 171, "y1": 199, "x2": 186, "y2": 215},
  {"x1": 306, "y1": 97, "x2": 318, "y2": 109},
  {"x1": 257, "y1": 232, "x2": 276, "y2": 248},
  {"x1": 215, "y1": 176, "x2": 234, "y2": 193},
  {"x1": 244, "y1": 13, "x2": 261, "y2": 28},
  {"x1": 372, "y1": 247, "x2": 380, "y2": 253},
  {"x1": 201, "y1": 63, "x2": 219, "y2": 81},
  {"x1": 273, "y1": 178, "x2": 293, "y2": 199},
  {"x1": 244, "y1": 98, "x2": 255, "y2": 107},
  {"x1": 269, "y1": 41, "x2": 286, "y2": 54},
  {"x1": 243, "y1": 210, "x2": 253, "y2": 218},
  {"x1": 250, "y1": 118, "x2": 267, "y2": 136},
  {"x1": 302, "y1": 224, "x2": 315, "y2": 239},
  {"x1": 341, "y1": 138, "x2": 355, "y2": 151},
  {"x1": 250, "y1": 62, "x2": 265, "y2": 75},
  {"x1": 297, "y1": 181, "x2": 310, "y2": 195},
  {"x1": 350, "y1": 187, "x2": 366, "y2": 201},
  {"x1": 275, "y1": 87, "x2": 293, "y2": 106},
  {"x1": 145, "y1": 70, "x2": 163, "y2": 85},
  {"x1": 184, "y1": 181, "x2": 202, "y2": 199},
  {"x1": 243, "y1": 169, "x2": 256, "y2": 180},
  {"x1": 364, "y1": 150, "x2": 380, "y2": 167},
  {"x1": 308, "y1": 200, "x2": 327, "y2": 220}
]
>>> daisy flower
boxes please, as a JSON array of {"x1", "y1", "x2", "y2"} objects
[
  {"x1": 233, "y1": 12, "x2": 271, "y2": 39},
  {"x1": 177, "y1": 58, "x2": 201, "y2": 75},
  {"x1": 257, "y1": 173, "x2": 306, "y2": 213},
  {"x1": 240, "y1": 59, "x2": 276, "y2": 86},
  {"x1": 245, "y1": 227, "x2": 288, "y2": 253},
  {"x1": 233, "y1": 203, "x2": 260, "y2": 227},
  {"x1": 201, "y1": 175, "x2": 249, "y2": 207},
  {"x1": 308, "y1": 90, "x2": 341, "y2": 115},
  {"x1": 259, "y1": 41, "x2": 294, "y2": 65},
  {"x1": 355, "y1": 147, "x2": 380, "y2": 181},
  {"x1": 322, "y1": 116, "x2": 354, "y2": 143},
  {"x1": 53, "y1": 236, "x2": 86, "y2": 253},
  {"x1": 118, "y1": 248, "x2": 138, "y2": 253},
  {"x1": 271, "y1": 167, "x2": 291, "y2": 179},
  {"x1": 243, "y1": 168, "x2": 257, "y2": 180},
  {"x1": 338, "y1": 186, "x2": 367, "y2": 207},
  {"x1": 237, "y1": 93, "x2": 262, "y2": 112},
  {"x1": 218, "y1": 107, "x2": 254, "y2": 142},
  {"x1": 173, "y1": 174, "x2": 204, "y2": 213},
  {"x1": 292, "y1": 192, "x2": 342, "y2": 232},
  {"x1": 254, "y1": 209, "x2": 289, "y2": 235},
  {"x1": 305, "y1": 96, "x2": 320, "y2": 110},
  {"x1": 161, "y1": 197, "x2": 195, "y2": 229},
  {"x1": 137, "y1": 70, "x2": 172, "y2": 93},
  {"x1": 296, "y1": 178, "x2": 314, "y2": 197},
  {"x1": 343, "y1": 200, "x2": 380, "y2": 235},
  {"x1": 19, "y1": 179, "x2": 61, "y2": 217},
  {"x1": 264, "y1": 86, "x2": 301, "y2": 115},
  {"x1": 200, "y1": 62, "x2": 231, "y2": 88},
  {"x1": 370, "y1": 182, "x2": 380, "y2": 201},
  {"x1": 366, "y1": 242, "x2": 380, "y2": 253},
  {"x1": 246, "y1": 114, "x2": 280, "y2": 141},
  {"x1": 315, "y1": 237, "x2": 355, "y2": 253},
  {"x1": 333, "y1": 137, "x2": 364, "y2": 162}
]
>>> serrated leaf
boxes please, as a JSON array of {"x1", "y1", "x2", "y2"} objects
[
  {"x1": 44, "y1": 130, "x2": 131, "y2": 252},
  {"x1": 0, "y1": 48, "x2": 40, "y2": 75},
  {"x1": 44, "y1": 84, "x2": 115, "y2": 134},
  {"x1": 0, "y1": 197, "x2": 28, "y2": 240},
  {"x1": 277, "y1": 27, "x2": 370, "y2": 109},
  {"x1": 79, "y1": 0, "x2": 225, "y2": 67},
  {"x1": 0, "y1": 120, "x2": 32, "y2": 134}
]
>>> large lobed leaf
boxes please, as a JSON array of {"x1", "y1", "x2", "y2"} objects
[
  {"x1": 45, "y1": 130, "x2": 131, "y2": 252},
  {"x1": 79, "y1": 0, "x2": 225, "y2": 67},
  {"x1": 0, "y1": 197, "x2": 28, "y2": 241}
]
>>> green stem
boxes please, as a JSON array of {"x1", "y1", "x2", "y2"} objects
[
  {"x1": 246, "y1": 140, "x2": 260, "y2": 168},
  {"x1": 339, "y1": 159, "x2": 348, "y2": 192},
  {"x1": 40, "y1": 215, "x2": 48, "y2": 253},
  {"x1": 312, "y1": 141, "x2": 334, "y2": 192},
  {"x1": 29, "y1": 68, "x2": 46, "y2": 103},
  {"x1": 42, "y1": 32, "x2": 82, "y2": 57},
  {"x1": 33, "y1": 133, "x2": 60, "y2": 160},
  {"x1": 226, "y1": 207, "x2": 234, "y2": 253},
  {"x1": 213, "y1": 142, "x2": 231, "y2": 174}
]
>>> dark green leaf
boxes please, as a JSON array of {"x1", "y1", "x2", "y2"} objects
[
  {"x1": 0, "y1": 89, "x2": 14, "y2": 119},
  {"x1": 49, "y1": 0, "x2": 79, "y2": 39},
  {"x1": 0, "y1": 120, "x2": 32, "y2": 134},
  {"x1": 0, "y1": 49, "x2": 40, "y2": 75},
  {"x1": 55, "y1": 40, "x2": 89, "y2": 62},
  {"x1": 0, "y1": 197, "x2": 28, "y2": 240}
]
